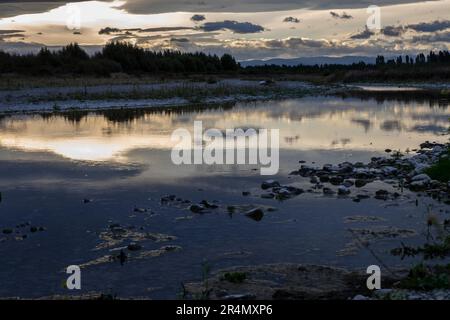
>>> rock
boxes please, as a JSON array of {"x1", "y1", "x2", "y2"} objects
[
  {"x1": 261, "y1": 193, "x2": 275, "y2": 199},
  {"x1": 245, "y1": 208, "x2": 264, "y2": 221},
  {"x1": 420, "y1": 141, "x2": 434, "y2": 149},
  {"x1": 338, "y1": 163, "x2": 354, "y2": 174},
  {"x1": 127, "y1": 242, "x2": 142, "y2": 251},
  {"x1": 189, "y1": 204, "x2": 205, "y2": 213},
  {"x1": 261, "y1": 180, "x2": 280, "y2": 190},
  {"x1": 319, "y1": 175, "x2": 330, "y2": 182},
  {"x1": 310, "y1": 176, "x2": 319, "y2": 184},
  {"x1": 330, "y1": 176, "x2": 344, "y2": 185},
  {"x1": 355, "y1": 179, "x2": 367, "y2": 188},
  {"x1": 223, "y1": 293, "x2": 256, "y2": 300},
  {"x1": 338, "y1": 186, "x2": 351, "y2": 195},
  {"x1": 161, "y1": 195, "x2": 176, "y2": 203},
  {"x1": 410, "y1": 180, "x2": 429, "y2": 191},
  {"x1": 382, "y1": 166, "x2": 397, "y2": 175},
  {"x1": 353, "y1": 294, "x2": 369, "y2": 300},
  {"x1": 356, "y1": 194, "x2": 370, "y2": 200},
  {"x1": 323, "y1": 188, "x2": 335, "y2": 195},
  {"x1": 411, "y1": 174, "x2": 431, "y2": 182},
  {"x1": 385, "y1": 149, "x2": 392, "y2": 153},
  {"x1": 375, "y1": 189, "x2": 389, "y2": 200},
  {"x1": 200, "y1": 200, "x2": 218, "y2": 209},
  {"x1": 343, "y1": 180, "x2": 354, "y2": 187},
  {"x1": 2, "y1": 228, "x2": 13, "y2": 234},
  {"x1": 373, "y1": 289, "x2": 393, "y2": 299},
  {"x1": 411, "y1": 162, "x2": 430, "y2": 174}
]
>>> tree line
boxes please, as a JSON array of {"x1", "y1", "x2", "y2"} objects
[
  {"x1": 0, "y1": 42, "x2": 239, "y2": 76},
  {"x1": 0, "y1": 42, "x2": 448, "y2": 79}
]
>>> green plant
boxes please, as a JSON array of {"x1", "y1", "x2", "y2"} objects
[
  {"x1": 221, "y1": 272, "x2": 247, "y2": 284},
  {"x1": 425, "y1": 152, "x2": 450, "y2": 182}
]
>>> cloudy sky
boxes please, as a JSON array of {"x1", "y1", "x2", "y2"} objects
[{"x1": 0, "y1": 0, "x2": 449, "y2": 60}]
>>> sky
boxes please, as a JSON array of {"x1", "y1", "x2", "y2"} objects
[{"x1": 0, "y1": 0, "x2": 449, "y2": 60}]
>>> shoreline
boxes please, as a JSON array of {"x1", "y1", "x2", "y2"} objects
[{"x1": 0, "y1": 79, "x2": 449, "y2": 116}]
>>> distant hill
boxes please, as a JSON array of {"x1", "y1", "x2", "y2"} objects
[{"x1": 240, "y1": 56, "x2": 376, "y2": 67}]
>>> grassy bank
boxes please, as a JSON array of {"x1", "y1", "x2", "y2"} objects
[{"x1": 425, "y1": 149, "x2": 450, "y2": 183}]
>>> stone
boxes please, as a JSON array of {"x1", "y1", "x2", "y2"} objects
[
  {"x1": 329, "y1": 176, "x2": 344, "y2": 185},
  {"x1": 355, "y1": 179, "x2": 367, "y2": 188},
  {"x1": 245, "y1": 208, "x2": 264, "y2": 221},
  {"x1": 127, "y1": 242, "x2": 142, "y2": 251},
  {"x1": 200, "y1": 200, "x2": 218, "y2": 209},
  {"x1": 343, "y1": 180, "x2": 354, "y2": 187},
  {"x1": 375, "y1": 189, "x2": 389, "y2": 200},
  {"x1": 310, "y1": 176, "x2": 319, "y2": 184},
  {"x1": 261, "y1": 180, "x2": 280, "y2": 190},
  {"x1": 338, "y1": 186, "x2": 351, "y2": 195},
  {"x1": 411, "y1": 174, "x2": 431, "y2": 182},
  {"x1": 189, "y1": 204, "x2": 205, "y2": 213},
  {"x1": 323, "y1": 188, "x2": 335, "y2": 195},
  {"x1": 2, "y1": 228, "x2": 13, "y2": 234}
]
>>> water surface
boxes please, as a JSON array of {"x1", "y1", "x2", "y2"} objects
[{"x1": 0, "y1": 96, "x2": 448, "y2": 298}]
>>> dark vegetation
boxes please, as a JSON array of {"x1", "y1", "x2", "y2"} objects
[
  {"x1": 221, "y1": 272, "x2": 247, "y2": 284},
  {"x1": 425, "y1": 151, "x2": 450, "y2": 183},
  {"x1": 244, "y1": 51, "x2": 450, "y2": 82},
  {"x1": 391, "y1": 153, "x2": 450, "y2": 292},
  {"x1": 0, "y1": 42, "x2": 449, "y2": 82},
  {"x1": 0, "y1": 42, "x2": 239, "y2": 77}
]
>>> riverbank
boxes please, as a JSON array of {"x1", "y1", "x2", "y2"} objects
[
  {"x1": 1, "y1": 79, "x2": 449, "y2": 115},
  {"x1": 0, "y1": 79, "x2": 330, "y2": 115},
  {"x1": 182, "y1": 141, "x2": 450, "y2": 300}
]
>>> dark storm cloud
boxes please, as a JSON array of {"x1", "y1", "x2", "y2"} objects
[
  {"x1": 199, "y1": 20, "x2": 264, "y2": 34},
  {"x1": 0, "y1": 29, "x2": 25, "y2": 34},
  {"x1": 0, "y1": 1, "x2": 88, "y2": 18},
  {"x1": 330, "y1": 11, "x2": 353, "y2": 19},
  {"x1": 406, "y1": 20, "x2": 450, "y2": 32},
  {"x1": 350, "y1": 25, "x2": 406, "y2": 39},
  {"x1": 382, "y1": 25, "x2": 404, "y2": 36},
  {"x1": 0, "y1": 29, "x2": 26, "y2": 41},
  {"x1": 170, "y1": 37, "x2": 189, "y2": 42},
  {"x1": 190, "y1": 14, "x2": 205, "y2": 22},
  {"x1": 350, "y1": 27, "x2": 373, "y2": 39},
  {"x1": 99, "y1": 26, "x2": 193, "y2": 35},
  {"x1": 283, "y1": 17, "x2": 300, "y2": 23},
  {"x1": 0, "y1": 1, "x2": 441, "y2": 19},
  {"x1": 119, "y1": 0, "x2": 438, "y2": 14},
  {"x1": 411, "y1": 30, "x2": 450, "y2": 43}
]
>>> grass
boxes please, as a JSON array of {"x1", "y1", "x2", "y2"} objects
[
  {"x1": 398, "y1": 263, "x2": 450, "y2": 290},
  {"x1": 425, "y1": 152, "x2": 450, "y2": 183},
  {"x1": 221, "y1": 272, "x2": 247, "y2": 284},
  {"x1": 25, "y1": 83, "x2": 313, "y2": 104}
]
